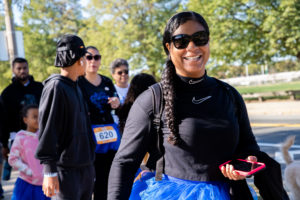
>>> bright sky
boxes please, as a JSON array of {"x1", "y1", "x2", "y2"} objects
[{"x1": 12, "y1": 0, "x2": 90, "y2": 26}]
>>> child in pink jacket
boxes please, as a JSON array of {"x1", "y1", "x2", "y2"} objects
[{"x1": 8, "y1": 104, "x2": 50, "y2": 200}]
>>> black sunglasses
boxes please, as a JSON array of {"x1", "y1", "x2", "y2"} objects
[
  {"x1": 171, "y1": 31, "x2": 209, "y2": 49},
  {"x1": 116, "y1": 70, "x2": 128, "y2": 75},
  {"x1": 86, "y1": 54, "x2": 101, "y2": 61}
]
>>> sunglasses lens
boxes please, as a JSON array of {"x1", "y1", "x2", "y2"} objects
[
  {"x1": 172, "y1": 35, "x2": 190, "y2": 49},
  {"x1": 86, "y1": 55, "x2": 93, "y2": 60},
  {"x1": 94, "y1": 55, "x2": 101, "y2": 60},
  {"x1": 86, "y1": 55, "x2": 101, "y2": 61},
  {"x1": 171, "y1": 31, "x2": 208, "y2": 49},
  {"x1": 117, "y1": 70, "x2": 129, "y2": 75},
  {"x1": 193, "y1": 31, "x2": 209, "y2": 46}
]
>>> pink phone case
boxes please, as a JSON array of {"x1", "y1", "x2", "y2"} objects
[{"x1": 219, "y1": 159, "x2": 266, "y2": 176}]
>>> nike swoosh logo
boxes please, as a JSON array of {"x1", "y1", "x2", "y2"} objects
[
  {"x1": 192, "y1": 96, "x2": 212, "y2": 104},
  {"x1": 189, "y1": 79, "x2": 203, "y2": 84}
]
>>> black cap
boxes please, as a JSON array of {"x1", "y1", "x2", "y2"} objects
[{"x1": 54, "y1": 34, "x2": 87, "y2": 67}]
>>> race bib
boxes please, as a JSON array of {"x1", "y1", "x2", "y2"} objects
[
  {"x1": 91, "y1": 123, "x2": 121, "y2": 153},
  {"x1": 93, "y1": 125, "x2": 118, "y2": 144}
]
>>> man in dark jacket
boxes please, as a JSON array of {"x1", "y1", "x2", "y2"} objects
[
  {"x1": 35, "y1": 34, "x2": 96, "y2": 200},
  {"x1": 0, "y1": 57, "x2": 43, "y2": 180}
]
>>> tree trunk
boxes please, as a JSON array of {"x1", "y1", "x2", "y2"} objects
[{"x1": 3, "y1": 0, "x2": 17, "y2": 69}]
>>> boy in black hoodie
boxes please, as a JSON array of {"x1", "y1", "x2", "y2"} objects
[{"x1": 35, "y1": 34, "x2": 96, "y2": 200}]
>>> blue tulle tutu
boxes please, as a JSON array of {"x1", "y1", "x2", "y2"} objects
[
  {"x1": 129, "y1": 172, "x2": 231, "y2": 200},
  {"x1": 12, "y1": 178, "x2": 50, "y2": 200}
]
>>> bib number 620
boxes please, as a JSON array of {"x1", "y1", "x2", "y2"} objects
[{"x1": 93, "y1": 126, "x2": 118, "y2": 144}]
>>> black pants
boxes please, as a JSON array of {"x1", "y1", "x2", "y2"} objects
[
  {"x1": 57, "y1": 165, "x2": 95, "y2": 200},
  {"x1": 230, "y1": 151, "x2": 290, "y2": 200},
  {"x1": 93, "y1": 151, "x2": 116, "y2": 200}
]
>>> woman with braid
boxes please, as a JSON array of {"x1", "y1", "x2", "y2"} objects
[{"x1": 108, "y1": 11, "x2": 287, "y2": 200}]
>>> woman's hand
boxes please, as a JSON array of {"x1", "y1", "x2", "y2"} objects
[
  {"x1": 220, "y1": 156, "x2": 257, "y2": 181},
  {"x1": 108, "y1": 97, "x2": 120, "y2": 109}
]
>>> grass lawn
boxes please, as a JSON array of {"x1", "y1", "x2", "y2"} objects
[{"x1": 235, "y1": 81, "x2": 300, "y2": 94}]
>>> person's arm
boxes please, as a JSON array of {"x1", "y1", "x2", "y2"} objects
[
  {"x1": 232, "y1": 88, "x2": 260, "y2": 157},
  {"x1": 36, "y1": 85, "x2": 66, "y2": 171},
  {"x1": 108, "y1": 90, "x2": 154, "y2": 200},
  {"x1": 0, "y1": 94, "x2": 11, "y2": 151},
  {"x1": 35, "y1": 84, "x2": 64, "y2": 197},
  {"x1": 8, "y1": 134, "x2": 32, "y2": 175},
  {"x1": 220, "y1": 89, "x2": 259, "y2": 180},
  {"x1": 0, "y1": 96, "x2": 9, "y2": 160}
]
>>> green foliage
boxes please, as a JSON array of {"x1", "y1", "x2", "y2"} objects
[
  {"x1": 20, "y1": 0, "x2": 84, "y2": 82},
  {"x1": 80, "y1": 0, "x2": 181, "y2": 80},
  {"x1": 0, "y1": 11, "x2": 10, "y2": 92},
  {"x1": 188, "y1": 0, "x2": 300, "y2": 75},
  {"x1": 0, "y1": 13, "x2": 5, "y2": 30},
  {"x1": 0, "y1": 61, "x2": 12, "y2": 92},
  {"x1": 1, "y1": 0, "x2": 299, "y2": 91},
  {"x1": 264, "y1": 0, "x2": 300, "y2": 60},
  {"x1": 188, "y1": 0, "x2": 271, "y2": 65},
  {"x1": 236, "y1": 81, "x2": 300, "y2": 94},
  {"x1": 271, "y1": 60, "x2": 300, "y2": 73},
  {"x1": 1, "y1": 0, "x2": 84, "y2": 92}
]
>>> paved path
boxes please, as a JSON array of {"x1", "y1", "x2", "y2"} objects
[
  {"x1": 246, "y1": 100, "x2": 300, "y2": 116},
  {"x1": 2, "y1": 169, "x2": 17, "y2": 200}
]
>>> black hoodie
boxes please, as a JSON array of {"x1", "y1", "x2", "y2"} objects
[
  {"x1": 0, "y1": 76, "x2": 43, "y2": 148},
  {"x1": 35, "y1": 74, "x2": 95, "y2": 173}
]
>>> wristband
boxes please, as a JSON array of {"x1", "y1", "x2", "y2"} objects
[{"x1": 44, "y1": 172, "x2": 58, "y2": 177}]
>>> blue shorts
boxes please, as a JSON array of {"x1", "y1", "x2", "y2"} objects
[{"x1": 12, "y1": 178, "x2": 50, "y2": 200}]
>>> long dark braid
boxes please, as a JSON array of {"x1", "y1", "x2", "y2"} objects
[{"x1": 161, "y1": 58, "x2": 181, "y2": 145}]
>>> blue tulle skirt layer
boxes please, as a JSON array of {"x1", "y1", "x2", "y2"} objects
[
  {"x1": 129, "y1": 172, "x2": 231, "y2": 200},
  {"x1": 12, "y1": 178, "x2": 50, "y2": 200}
]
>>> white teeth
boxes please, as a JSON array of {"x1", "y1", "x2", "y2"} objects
[{"x1": 184, "y1": 55, "x2": 202, "y2": 60}]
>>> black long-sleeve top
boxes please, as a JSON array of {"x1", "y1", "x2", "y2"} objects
[
  {"x1": 78, "y1": 75, "x2": 116, "y2": 125},
  {"x1": 107, "y1": 74, "x2": 260, "y2": 200},
  {"x1": 35, "y1": 75, "x2": 95, "y2": 173}
]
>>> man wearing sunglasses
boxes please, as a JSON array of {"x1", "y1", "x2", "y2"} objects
[{"x1": 110, "y1": 58, "x2": 130, "y2": 105}]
